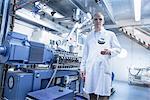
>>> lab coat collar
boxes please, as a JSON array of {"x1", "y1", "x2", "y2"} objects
[{"x1": 94, "y1": 27, "x2": 105, "y2": 33}]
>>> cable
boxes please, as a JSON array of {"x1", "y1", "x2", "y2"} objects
[{"x1": 46, "y1": 56, "x2": 59, "y2": 88}]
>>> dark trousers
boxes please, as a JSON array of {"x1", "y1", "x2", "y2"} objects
[{"x1": 89, "y1": 93, "x2": 109, "y2": 100}]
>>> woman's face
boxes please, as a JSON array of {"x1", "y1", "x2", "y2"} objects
[{"x1": 93, "y1": 13, "x2": 104, "y2": 29}]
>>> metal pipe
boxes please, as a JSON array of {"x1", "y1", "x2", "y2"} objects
[
  {"x1": 69, "y1": 0, "x2": 87, "y2": 13},
  {"x1": 10, "y1": 0, "x2": 17, "y2": 31},
  {"x1": 16, "y1": 0, "x2": 39, "y2": 10},
  {"x1": 0, "y1": 0, "x2": 11, "y2": 45}
]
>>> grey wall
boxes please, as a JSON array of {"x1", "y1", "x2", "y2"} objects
[{"x1": 111, "y1": 34, "x2": 150, "y2": 82}]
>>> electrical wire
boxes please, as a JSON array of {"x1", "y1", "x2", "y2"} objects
[{"x1": 46, "y1": 56, "x2": 59, "y2": 88}]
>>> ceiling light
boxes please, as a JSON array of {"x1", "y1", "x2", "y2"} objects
[{"x1": 134, "y1": 0, "x2": 141, "y2": 21}]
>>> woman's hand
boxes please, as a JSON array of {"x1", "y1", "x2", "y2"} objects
[{"x1": 101, "y1": 49, "x2": 111, "y2": 55}]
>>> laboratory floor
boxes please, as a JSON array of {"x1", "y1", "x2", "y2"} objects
[{"x1": 110, "y1": 81, "x2": 150, "y2": 100}]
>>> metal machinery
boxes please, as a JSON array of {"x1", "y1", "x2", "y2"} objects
[
  {"x1": 0, "y1": 32, "x2": 85, "y2": 100},
  {"x1": 0, "y1": 32, "x2": 53, "y2": 64},
  {"x1": 128, "y1": 67, "x2": 150, "y2": 87}
]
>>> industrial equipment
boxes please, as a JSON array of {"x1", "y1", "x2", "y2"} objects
[
  {"x1": 3, "y1": 68, "x2": 80, "y2": 100},
  {"x1": 0, "y1": 32, "x2": 84, "y2": 100},
  {"x1": 128, "y1": 67, "x2": 150, "y2": 87},
  {"x1": 26, "y1": 86, "x2": 74, "y2": 100},
  {"x1": 0, "y1": 32, "x2": 30, "y2": 64},
  {"x1": 0, "y1": 32, "x2": 54, "y2": 64},
  {"x1": 3, "y1": 70, "x2": 33, "y2": 100}
]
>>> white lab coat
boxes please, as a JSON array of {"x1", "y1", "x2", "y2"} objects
[{"x1": 80, "y1": 28, "x2": 121, "y2": 96}]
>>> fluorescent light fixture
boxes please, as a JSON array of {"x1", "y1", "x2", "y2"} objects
[
  {"x1": 53, "y1": 13, "x2": 64, "y2": 18},
  {"x1": 134, "y1": 0, "x2": 141, "y2": 21}
]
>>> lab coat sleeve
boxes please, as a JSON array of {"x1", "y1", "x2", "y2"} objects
[
  {"x1": 80, "y1": 39, "x2": 89, "y2": 71},
  {"x1": 110, "y1": 32, "x2": 121, "y2": 57}
]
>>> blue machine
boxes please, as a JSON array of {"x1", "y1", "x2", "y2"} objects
[
  {"x1": 1, "y1": 32, "x2": 84, "y2": 100},
  {"x1": 27, "y1": 86, "x2": 74, "y2": 100},
  {"x1": 0, "y1": 32, "x2": 54, "y2": 64},
  {"x1": 3, "y1": 69, "x2": 80, "y2": 100},
  {"x1": 23, "y1": 69, "x2": 79, "y2": 89},
  {"x1": 22, "y1": 68, "x2": 53, "y2": 91},
  {"x1": 3, "y1": 69, "x2": 54, "y2": 100},
  {"x1": 0, "y1": 32, "x2": 30, "y2": 63},
  {"x1": 28, "y1": 41, "x2": 54, "y2": 64},
  {"x1": 4, "y1": 71, "x2": 33, "y2": 100}
]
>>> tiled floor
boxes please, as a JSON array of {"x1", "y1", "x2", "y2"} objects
[{"x1": 110, "y1": 81, "x2": 150, "y2": 100}]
